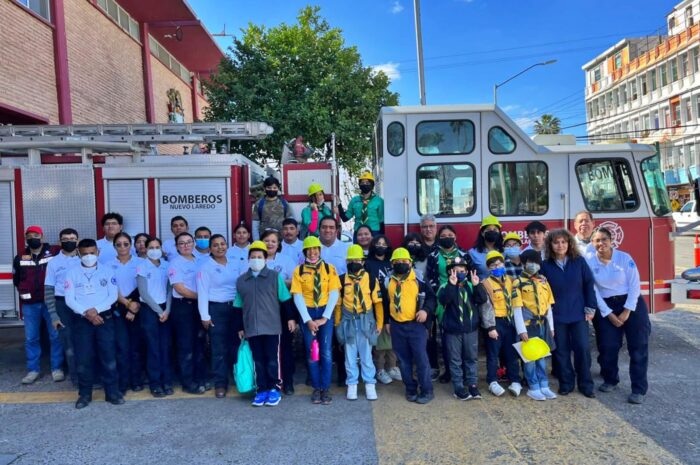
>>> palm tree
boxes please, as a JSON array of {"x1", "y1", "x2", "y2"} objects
[{"x1": 534, "y1": 114, "x2": 562, "y2": 135}]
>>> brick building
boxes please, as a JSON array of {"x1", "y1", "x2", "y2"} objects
[{"x1": 0, "y1": 0, "x2": 222, "y2": 130}]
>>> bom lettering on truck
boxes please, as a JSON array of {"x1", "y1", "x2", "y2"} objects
[{"x1": 162, "y1": 194, "x2": 223, "y2": 210}]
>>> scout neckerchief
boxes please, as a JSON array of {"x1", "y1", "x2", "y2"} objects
[
  {"x1": 361, "y1": 192, "x2": 374, "y2": 225},
  {"x1": 519, "y1": 272, "x2": 545, "y2": 325},
  {"x1": 391, "y1": 272, "x2": 410, "y2": 313},
  {"x1": 438, "y1": 247, "x2": 460, "y2": 284},
  {"x1": 304, "y1": 260, "x2": 325, "y2": 307},
  {"x1": 458, "y1": 280, "x2": 474, "y2": 323},
  {"x1": 348, "y1": 271, "x2": 368, "y2": 313},
  {"x1": 489, "y1": 276, "x2": 513, "y2": 320}
]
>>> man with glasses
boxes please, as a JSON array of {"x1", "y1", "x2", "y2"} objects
[{"x1": 420, "y1": 215, "x2": 438, "y2": 251}]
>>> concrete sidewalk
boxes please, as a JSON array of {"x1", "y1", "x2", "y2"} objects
[{"x1": 0, "y1": 308, "x2": 699, "y2": 464}]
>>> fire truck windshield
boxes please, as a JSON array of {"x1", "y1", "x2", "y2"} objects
[{"x1": 641, "y1": 154, "x2": 673, "y2": 216}]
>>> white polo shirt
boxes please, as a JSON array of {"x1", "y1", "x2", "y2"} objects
[
  {"x1": 226, "y1": 244, "x2": 250, "y2": 268},
  {"x1": 321, "y1": 239, "x2": 350, "y2": 275},
  {"x1": 44, "y1": 252, "x2": 80, "y2": 297},
  {"x1": 136, "y1": 259, "x2": 169, "y2": 305},
  {"x1": 585, "y1": 249, "x2": 641, "y2": 317},
  {"x1": 196, "y1": 257, "x2": 242, "y2": 320},
  {"x1": 64, "y1": 263, "x2": 118, "y2": 315},
  {"x1": 108, "y1": 256, "x2": 142, "y2": 298},
  {"x1": 162, "y1": 239, "x2": 178, "y2": 260},
  {"x1": 280, "y1": 238, "x2": 304, "y2": 265},
  {"x1": 97, "y1": 237, "x2": 136, "y2": 264},
  {"x1": 267, "y1": 252, "x2": 297, "y2": 282},
  {"x1": 168, "y1": 255, "x2": 199, "y2": 299}
]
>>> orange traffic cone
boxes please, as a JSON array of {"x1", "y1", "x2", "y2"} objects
[{"x1": 695, "y1": 234, "x2": 700, "y2": 267}]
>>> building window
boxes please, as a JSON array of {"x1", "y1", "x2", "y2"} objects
[
  {"x1": 681, "y1": 53, "x2": 689, "y2": 78},
  {"x1": 489, "y1": 162, "x2": 548, "y2": 216},
  {"x1": 614, "y1": 53, "x2": 622, "y2": 70},
  {"x1": 672, "y1": 103, "x2": 681, "y2": 126},
  {"x1": 641, "y1": 76, "x2": 648, "y2": 96},
  {"x1": 621, "y1": 84, "x2": 627, "y2": 104},
  {"x1": 488, "y1": 127, "x2": 516, "y2": 154},
  {"x1": 594, "y1": 67, "x2": 601, "y2": 83},
  {"x1": 650, "y1": 69, "x2": 657, "y2": 91},
  {"x1": 661, "y1": 64, "x2": 668, "y2": 86},
  {"x1": 15, "y1": 0, "x2": 50, "y2": 20},
  {"x1": 669, "y1": 16, "x2": 676, "y2": 30},
  {"x1": 687, "y1": 6, "x2": 694, "y2": 27},
  {"x1": 96, "y1": 0, "x2": 140, "y2": 42},
  {"x1": 663, "y1": 107, "x2": 671, "y2": 127},
  {"x1": 575, "y1": 159, "x2": 639, "y2": 212},
  {"x1": 686, "y1": 99, "x2": 693, "y2": 122},
  {"x1": 386, "y1": 122, "x2": 405, "y2": 156},
  {"x1": 694, "y1": 48, "x2": 700, "y2": 73},
  {"x1": 671, "y1": 59, "x2": 679, "y2": 82},
  {"x1": 653, "y1": 110, "x2": 659, "y2": 129},
  {"x1": 149, "y1": 35, "x2": 192, "y2": 83},
  {"x1": 417, "y1": 164, "x2": 475, "y2": 216},
  {"x1": 416, "y1": 120, "x2": 475, "y2": 155},
  {"x1": 630, "y1": 80, "x2": 638, "y2": 100}
]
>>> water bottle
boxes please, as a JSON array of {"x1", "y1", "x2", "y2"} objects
[{"x1": 310, "y1": 339, "x2": 320, "y2": 362}]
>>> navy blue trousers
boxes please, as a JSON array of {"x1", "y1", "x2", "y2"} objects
[
  {"x1": 140, "y1": 305, "x2": 173, "y2": 390},
  {"x1": 595, "y1": 295, "x2": 651, "y2": 395},
  {"x1": 391, "y1": 320, "x2": 433, "y2": 395},
  {"x1": 74, "y1": 311, "x2": 119, "y2": 399},
  {"x1": 171, "y1": 298, "x2": 207, "y2": 390},
  {"x1": 554, "y1": 319, "x2": 593, "y2": 393}
]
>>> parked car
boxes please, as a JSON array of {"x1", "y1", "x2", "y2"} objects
[{"x1": 673, "y1": 200, "x2": 700, "y2": 230}]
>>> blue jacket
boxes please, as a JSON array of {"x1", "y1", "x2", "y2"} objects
[
  {"x1": 540, "y1": 256, "x2": 597, "y2": 324},
  {"x1": 437, "y1": 281, "x2": 488, "y2": 334}
]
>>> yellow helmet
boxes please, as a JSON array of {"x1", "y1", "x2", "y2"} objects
[
  {"x1": 485, "y1": 250, "x2": 504, "y2": 265},
  {"x1": 302, "y1": 236, "x2": 322, "y2": 250},
  {"x1": 503, "y1": 232, "x2": 523, "y2": 244},
  {"x1": 359, "y1": 171, "x2": 375, "y2": 182},
  {"x1": 346, "y1": 244, "x2": 365, "y2": 260},
  {"x1": 481, "y1": 215, "x2": 502, "y2": 229},
  {"x1": 248, "y1": 241, "x2": 268, "y2": 253},
  {"x1": 308, "y1": 183, "x2": 324, "y2": 197},
  {"x1": 521, "y1": 337, "x2": 550, "y2": 362},
  {"x1": 390, "y1": 247, "x2": 412, "y2": 262}
]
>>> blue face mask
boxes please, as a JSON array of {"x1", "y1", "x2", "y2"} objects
[
  {"x1": 456, "y1": 272, "x2": 467, "y2": 282},
  {"x1": 195, "y1": 238, "x2": 209, "y2": 249},
  {"x1": 490, "y1": 267, "x2": 506, "y2": 278},
  {"x1": 504, "y1": 246, "x2": 521, "y2": 259}
]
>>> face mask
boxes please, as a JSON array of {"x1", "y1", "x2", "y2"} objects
[
  {"x1": 374, "y1": 246, "x2": 388, "y2": 256},
  {"x1": 27, "y1": 238, "x2": 42, "y2": 249},
  {"x1": 195, "y1": 239, "x2": 209, "y2": 249},
  {"x1": 306, "y1": 256, "x2": 320, "y2": 264},
  {"x1": 61, "y1": 241, "x2": 77, "y2": 253},
  {"x1": 491, "y1": 267, "x2": 506, "y2": 278},
  {"x1": 407, "y1": 244, "x2": 422, "y2": 256},
  {"x1": 81, "y1": 254, "x2": 98, "y2": 267},
  {"x1": 359, "y1": 184, "x2": 372, "y2": 194},
  {"x1": 147, "y1": 249, "x2": 162, "y2": 260},
  {"x1": 484, "y1": 231, "x2": 501, "y2": 243},
  {"x1": 438, "y1": 237, "x2": 455, "y2": 249},
  {"x1": 393, "y1": 263, "x2": 411, "y2": 275},
  {"x1": 525, "y1": 263, "x2": 540, "y2": 275},
  {"x1": 456, "y1": 272, "x2": 467, "y2": 282},
  {"x1": 504, "y1": 246, "x2": 521, "y2": 259},
  {"x1": 265, "y1": 189, "x2": 278, "y2": 198},
  {"x1": 249, "y1": 258, "x2": 266, "y2": 272},
  {"x1": 347, "y1": 262, "x2": 364, "y2": 274}
]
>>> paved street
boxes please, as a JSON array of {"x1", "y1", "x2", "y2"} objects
[{"x1": 1, "y1": 238, "x2": 699, "y2": 465}]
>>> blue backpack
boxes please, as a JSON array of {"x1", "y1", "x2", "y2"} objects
[{"x1": 257, "y1": 197, "x2": 289, "y2": 220}]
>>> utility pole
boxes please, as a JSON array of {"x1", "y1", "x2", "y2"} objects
[{"x1": 414, "y1": 0, "x2": 427, "y2": 105}]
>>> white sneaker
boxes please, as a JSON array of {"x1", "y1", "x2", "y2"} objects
[
  {"x1": 527, "y1": 389, "x2": 546, "y2": 401},
  {"x1": 388, "y1": 367, "x2": 402, "y2": 381},
  {"x1": 52, "y1": 369, "x2": 65, "y2": 382},
  {"x1": 541, "y1": 387, "x2": 557, "y2": 399},
  {"x1": 22, "y1": 371, "x2": 40, "y2": 385},
  {"x1": 489, "y1": 381, "x2": 505, "y2": 397},
  {"x1": 346, "y1": 384, "x2": 358, "y2": 400},
  {"x1": 376, "y1": 369, "x2": 393, "y2": 385},
  {"x1": 365, "y1": 383, "x2": 378, "y2": 401},
  {"x1": 508, "y1": 382, "x2": 522, "y2": 397}
]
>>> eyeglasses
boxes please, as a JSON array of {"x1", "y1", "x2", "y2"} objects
[
  {"x1": 115, "y1": 243, "x2": 131, "y2": 248},
  {"x1": 177, "y1": 240, "x2": 194, "y2": 246},
  {"x1": 420, "y1": 224, "x2": 436, "y2": 229}
]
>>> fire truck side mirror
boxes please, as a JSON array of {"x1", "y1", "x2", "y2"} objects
[{"x1": 694, "y1": 178, "x2": 700, "y2": 215}]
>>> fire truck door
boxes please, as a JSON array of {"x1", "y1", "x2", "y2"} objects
[{"x1": 0, "y1": 178, "x2": 17, "y2": 320}]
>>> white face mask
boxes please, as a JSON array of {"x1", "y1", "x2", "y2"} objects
[
  {"x1": 147, "y1": 249, "x2": 163, "y2": 260},
  {"x1": 81, "y1": 254, "x2": 98, "y2": 267},
  {"x1": 249, "y1": 258, "x2": 266, "y2": 272}
]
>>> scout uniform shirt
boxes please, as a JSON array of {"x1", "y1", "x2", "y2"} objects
[
  {"x1": 385, "y1": 269, "x2": 425, "y2": 323},
  {"x1": 334, "y1": 270, "x2": 384, "y2": 328},
  {"x1": 290, "y1": 260, "x2": 341, "y2": 310},
  {"x1": 64, "y1": 263, "x2": 118, "y2": 315},
  {"x1": 346, "y1": 193, "x2": 384, "y2": 232},
  {"x1": 482, "y1": 275, "x2": 522, "y2": 318},
  {"x1": 512, "y1": 273, "x2": 554, "y2": 329}
]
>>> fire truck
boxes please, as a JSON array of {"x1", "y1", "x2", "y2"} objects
[{"x1": 0, "y1": 104, "x2": 680, "y2": 325}]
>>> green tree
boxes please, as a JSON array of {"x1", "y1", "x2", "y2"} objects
[
  {"x1": 204, "y1": 6, "x2": 399, "y2": 174},
  {"x1": 533, "y1": 114, "x2": 562, "y2": 135}
]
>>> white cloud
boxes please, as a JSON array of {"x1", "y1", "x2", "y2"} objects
[
  {"x1": 501, "y1": 104, "x2": 520, "y2": 113},
  {"x1": 514, "y1": 116, "x2": 537, "y2": 133},
  {"x1": 390, "y1": 1, "x2": 404, "y2": 14},
  {"x1": 372, "y1": 62, "x2": 401, "y2": 81}
]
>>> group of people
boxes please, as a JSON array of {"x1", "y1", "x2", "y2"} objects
[{"x1": 13, "y1": 173, "x2": 650, "y2": 409}]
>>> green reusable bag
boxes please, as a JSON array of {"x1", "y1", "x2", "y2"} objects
[{"x1": 233, "y1": 340, "x2": 256, "y2": 394}]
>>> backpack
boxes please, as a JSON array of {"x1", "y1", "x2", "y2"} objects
[{"x1": 257, "y1": 197, "x2": 289, "y2": 221}]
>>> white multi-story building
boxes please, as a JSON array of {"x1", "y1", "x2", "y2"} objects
[{"x1": 583, "y1": 0, "x2": 700, "y2": 203}]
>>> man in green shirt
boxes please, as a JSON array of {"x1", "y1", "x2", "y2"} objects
[{"x1": 338, "y1": 172, "x2": 384, "y2": 235}]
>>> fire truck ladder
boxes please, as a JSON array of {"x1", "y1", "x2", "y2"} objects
[{"x1": 0, "y1": 122, "x2": 274, "y2": 162}]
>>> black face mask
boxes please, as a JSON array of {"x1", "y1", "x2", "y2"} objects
[
  {"x1": 27, "y1": 238, "x2": 42, "y2": 250},
  {"x1": 438, "y1": 237, "x2": 455, "y2": 249},
  {"x1": 347, "y1": 262, "x2": 364, "y2": 274},
  {"x1": 484, "y1": 231, "x2": 501, "y2": 243},
  {"x1": 407, "y1": 244, "x2": 423, "y2": 256},
  {"x1": 374, "y1": 246, "x2": 388, "y2": 256},
  {"x1": 265, "y1": 189, "x2": 278, "y2": 198},
  {"x1": 393, "y1": 263, "x2": 411, "y2": 275},
  {"x1": 359, "y1": 184, "x2": 372, "y2": 194},
  {"x1": 61, "y1": 241, "x2": 77, "y2": 253}
]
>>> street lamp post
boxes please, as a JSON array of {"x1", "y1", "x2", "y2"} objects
[{"x1": 493, "y1": 59, "x2": 557, "y2": 106}]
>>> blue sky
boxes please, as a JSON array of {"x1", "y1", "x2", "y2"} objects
[{"x1": 189, "y1": 0, "x2": 677, "y2": 139}]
